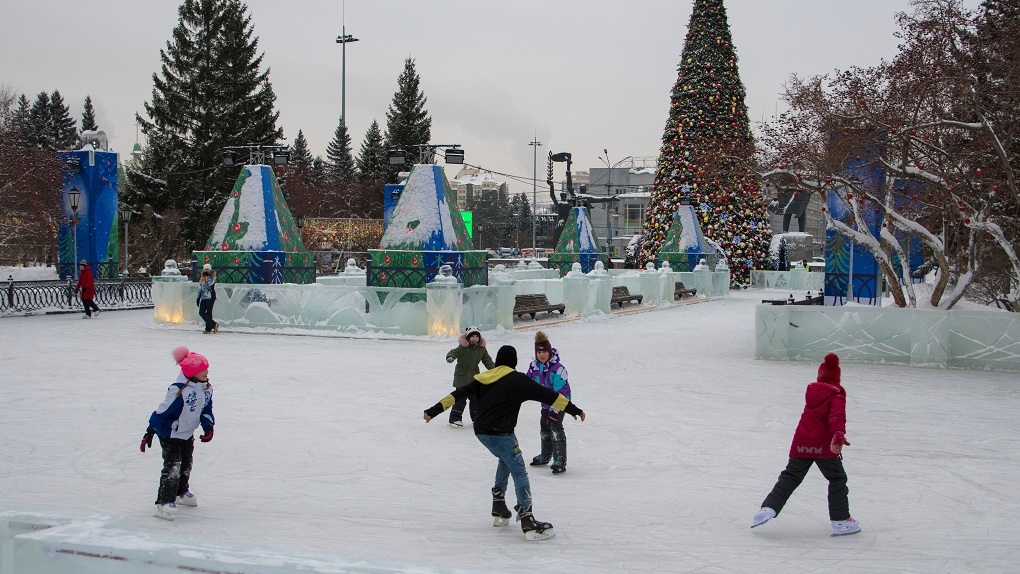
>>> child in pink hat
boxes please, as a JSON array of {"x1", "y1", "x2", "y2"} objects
[
  {"x1": 751, "y1": 353, "x2": 860, "y2": 536},
  {"x1": 141, "y1": 346, "x2": 215, "y2": 521}
]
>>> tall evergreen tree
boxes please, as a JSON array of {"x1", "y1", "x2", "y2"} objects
[
  {"x1": 28, "y1": 92, "x2": 51, "y2": 149},
  {"x1": 129, "y1": 0, "x2": 283, "y2": 256},
  {"x1": 383, "y1": 57, "x2": 432, "y2": 182},
  {"x1": 355, "y1": 119, "x2": 386, "y2": 183},
  {"x1": 290, "y1": 129, "x2": 313, "y2": 165},
  {"x1": 640, "y1": 0, "x2": 771, "y2": 285},
  {"x1": 48, "y1": 90, "x2": 78, "y2": 150},
  {"x1": 11, "y1": 94, "x2": 32, "y2": 146},
  {"x1": 325, "y1": 117, "x2": 355, "y2": 187},
  {"x1": 80, "y1": 95, "x2": 98, "y2": 132}
]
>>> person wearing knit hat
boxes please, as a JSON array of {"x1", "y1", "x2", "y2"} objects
[
  {"x1": 443, "y1": 326, "x2": 494, "y2": 428},
  {"x1": 424, "y1": 344, "x2": 586, "y2": 541},
  {"x1": 751, "y1": 353, "x2": 860, "y2": 537},
  {"x1": 74, "y1": 260, "x2": 101, "y2": 318},
  {"x1": 525, "y1": 331, "x2": 573, "y2": 474},
  {"x1": 197, "y1": 265, "x2": 218, "y2": 334},
  {"x1": 141, "y1": 346, "x2": 216, "y2": 521}
]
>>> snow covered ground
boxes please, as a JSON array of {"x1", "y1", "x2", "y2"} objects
[{"x1": 1, "y1": 270, "x2": 1017, "y2": 573}]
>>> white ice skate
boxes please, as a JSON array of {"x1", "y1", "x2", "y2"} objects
[
  {"x1": 153, "y1": 502, "x2": 177, "y2": 521},
  {"x1": 831, "y1": 517, "x2": 861, "y2": 536},
  {"x1": 176, "y1": 491, "x2": 198, "y2": 507},
  {"x1": 751, "y1": 507, "x2": 776, "y2": 528}
]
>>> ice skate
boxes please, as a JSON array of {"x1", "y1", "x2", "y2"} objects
[
  {"x1": 176, "y1": 491, "x2": 198, "y2": 507},
  {"x1": 751, "y1": 507, "x2": 776, "y2": 528},
  {"x1": 448, "y1": 420, "x2": 464, "y2": 428},
  {"x1": 491, "y1": 488, "x2": 512, "y2": 527},
  {"x1": 153, "y1": 502, "x2": 177, "y2": 521},
  {"x1": 529, "y1": 455, "x2": 549, "y2": 466},
  {"x1": 515, "y1": 505, "x2": 554, "y2": 541},
  {"x1": 831, "y1": 517, "x2": 861, "y2": 536},
  {"x1": 550, "y1": 463, "x2": 566, "y2": 475}
]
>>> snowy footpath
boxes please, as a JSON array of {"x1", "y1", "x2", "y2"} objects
[{"x1": 0, "y1": 289, "x2": 1017, "y2": 573}]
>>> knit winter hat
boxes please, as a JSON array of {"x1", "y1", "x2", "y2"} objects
[
  {"x1": 534, "y1": 331, "x2": 552, "y2": 354},
  {"x1": 817, "y1": 353, "x2": 841, "y2": 384},
  {"x1": 494, "y1": 345, "x2": 518, "y2": 368},
  {"x1": 202, "y1": 263, "x2": 212, "y2": 271},
  {"x1": 464, "y1": 325, "x2": 481, "y2": 339},
  {"x1": 173, "y1": 346, "x2": 209, "y2": 379}
]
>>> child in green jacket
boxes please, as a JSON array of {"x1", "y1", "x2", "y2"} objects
[{"x1": 445, "y1": 326, "x2": 495, "y2": 427}]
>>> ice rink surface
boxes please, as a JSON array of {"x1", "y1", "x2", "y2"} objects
[{"x1": 1, "y1": 289, "x2": 1017, "y2": 573}]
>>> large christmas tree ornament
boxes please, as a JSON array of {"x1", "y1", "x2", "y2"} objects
[{"x1": 640, "y1": 0, "x2": 772, "y2": 285}]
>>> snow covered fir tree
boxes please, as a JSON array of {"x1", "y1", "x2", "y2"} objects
[{"x1": 640, "y1": 0, "x2": 772, "y2": 285}]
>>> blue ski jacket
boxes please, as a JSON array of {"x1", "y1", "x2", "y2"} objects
[{"x1": 148, "y1": 373, "x2": 215, "y2": 440}]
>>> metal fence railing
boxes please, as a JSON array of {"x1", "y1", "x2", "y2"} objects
[{"x1": 1, "y1": 277, "x2": 154, "y2": 316}]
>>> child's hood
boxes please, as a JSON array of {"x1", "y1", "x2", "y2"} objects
[
  {"x1": 804, "y1": 381, "x2": 844, "y2": 408},
  {"x1": 458, "y1": 331, "x2": 486, "y2": 348}
]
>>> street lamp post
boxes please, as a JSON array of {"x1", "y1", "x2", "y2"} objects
[
  {"x1": 529, "y1": 137, "x2": 542, "y2": 254},
  {"x1": 120, "y1": 205, "x2": 132, "y2": 276},
  {"x1": 599, "y1": 151, "x2": 633, "y2": 257},
  {"x1": 69, "y1": 188, "x2": 81, "y2": 279},
  {"x1": 336, "y1": 26, "x2": 359, "y2": 125}
]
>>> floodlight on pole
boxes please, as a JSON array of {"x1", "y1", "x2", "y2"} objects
[
  {"x1": 528, "y1": 136, "x2": 542, "y2": 254},
  {"x1": 336, "y1": 25, "x2": 359, "y2": 125},
  {"x1": 387, "y1": 149, "x2": 406, "y2": 165}
]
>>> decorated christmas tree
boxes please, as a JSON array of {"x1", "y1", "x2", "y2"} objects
[{"x1": 640, "y1": 0, "x2": 771, "y2": 285}]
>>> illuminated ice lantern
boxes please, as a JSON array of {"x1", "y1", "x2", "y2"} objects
[{"x1": 426, "y1": 264, "x2": 463, "y2": 337}]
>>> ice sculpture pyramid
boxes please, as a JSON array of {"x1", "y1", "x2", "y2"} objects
[
  {"x1": 548, "y1": 206, "x2": 606, "y2": 275},
  {"x1": 657, "y1": 203, "x2": 722, "y2": 271},
  {"x1": 368, "y1": 164, "x2": 485, "y2": 288},
  {"x1": 379, "y1": 164, "x2": 473, "y2": 251},
  {"x1": 192, "y1": 164, "x2": 315, "y2": 284},
  {"x1": 205, "y1": 164, "x2": 306, "y2": 253}
]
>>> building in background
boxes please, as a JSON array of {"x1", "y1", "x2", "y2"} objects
[{"x1": 448, "y1": 167, "x2": 508, "y2": 210}]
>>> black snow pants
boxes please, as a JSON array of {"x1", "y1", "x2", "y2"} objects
[
  {"x1": 198, "y1": 299, "x2": 216, "y2": 332},
  {"x1": 761, "y1": 456, "x2": 850, "y2": 521},
  {"x1": 538, "y1": 411, "x2": 567, "y2": 466},
  {"x1": 449, "y1": 392, "x2": 477, "y2": 424},
  {"x1": 156, "y1": 436, "x2": 195, "y2": 505}
]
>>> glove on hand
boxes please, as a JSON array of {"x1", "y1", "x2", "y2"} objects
[
  {"x1": 140, "y1": 429, "x2": 155, "y2": 452},
  {"x1": 446, "y1": 357, "x2": 455, "y2": 363},
  {"x1": 199, "y1": 427, "x2": 214, "y2": 442},
  {"x1": 830, "y1": 432, "x2": 850, "y2": 455}
]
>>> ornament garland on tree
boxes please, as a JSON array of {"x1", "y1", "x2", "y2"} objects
[{"x1": 640, "y1": 0, "x2": 772, "y2": 285}]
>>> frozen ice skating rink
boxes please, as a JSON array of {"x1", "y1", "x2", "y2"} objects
[{"x1": 1, "y1": 290, "x2": 1016, "y2": 573}]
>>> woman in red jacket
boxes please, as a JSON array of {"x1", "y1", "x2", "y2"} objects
[
  {"x1": 75, "y1": 260, "x2": 101, "y2": 318},
  {"x1": 751, "y1": 353, "x2": 860, "y2": 536}
]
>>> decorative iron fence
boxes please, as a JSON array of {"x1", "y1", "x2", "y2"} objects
[{"x1": 1, "y1": 277, "x2": 153, "y2": 315}]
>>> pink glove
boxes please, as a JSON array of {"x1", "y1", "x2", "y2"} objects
[{"x1": 830, "y1": 432, "x2": 850, "y2": 455}]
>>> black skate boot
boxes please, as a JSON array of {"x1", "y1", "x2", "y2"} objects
[
  {"x1": 515, "y1": 504, "x2": 555, "y2": 541},
  {"x1": 491, "y1": 488, "x2": 512, "y2": 527}
]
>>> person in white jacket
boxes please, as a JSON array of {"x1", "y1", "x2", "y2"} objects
[{"x1": 141, "y1": 346, "x2": 215, "y2": 521}]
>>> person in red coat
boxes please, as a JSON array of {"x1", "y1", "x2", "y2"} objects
[
  {"x1": 75, "y1": 260, "x2": 101, "y2": 318},
  {"x1": 751, "y1": 353, "x2": 860, "y2": 536}
]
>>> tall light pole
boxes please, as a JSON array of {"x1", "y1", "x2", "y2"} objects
[
  {"x1": 599, "y1": 150, "x2": 631, "y2": 257},
  {"x1": 336, "y1": 24, "x2": 359, "y2": 125},
  {"x1": 69, "y1": 188, "x2": 81, "y2": 279},
  {"x1": 529, "y1": 136, "x2": 542, "y2": 254},
  {"x1": 120, "y1": 205, "x2": 132, "y2": 276}
]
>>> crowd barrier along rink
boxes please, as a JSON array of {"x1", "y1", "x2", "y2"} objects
[
  {"x1": 754, "y1": 304, "x2": 1020, "y2": 372},
  {"x1": 0, "y1": 510, "x2": 477, "y2": 574}
]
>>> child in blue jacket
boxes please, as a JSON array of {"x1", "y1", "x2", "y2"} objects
[
  {"x1": 525, "y1": 331, "x2": 572, "y2": 474},
  {"x1": 141, "y1": 346, "x2": 215, "y2": 521}
]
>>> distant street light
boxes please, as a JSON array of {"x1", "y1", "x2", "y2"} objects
[
  {"x1": 120, "y1": 205, "x2": 132, "y2": 276},
  {"x1": 529, "y1": 137, "x2": 542, "y2": 254},
  {"x1": 336, "y1": 26, "x2": 359, "y2": 125},
  {"x1": 69, "y1": 187, "x2": 81, "y2": 279},
  {"x1": 598, "y1": 151, "x2": 632, "y2": 257}
]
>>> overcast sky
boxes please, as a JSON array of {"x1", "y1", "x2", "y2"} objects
[{"x1": 1, "y1": 0, "x2": 983, "y2": 198}]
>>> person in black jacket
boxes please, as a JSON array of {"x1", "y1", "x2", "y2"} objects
[{"x1": 424, "y1": 345, "x2": 586, "y2": 541}]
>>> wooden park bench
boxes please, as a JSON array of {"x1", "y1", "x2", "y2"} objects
[
  {"x1": 514, "y1": 294, "x2": 566, "y2": 319},
  {"x1": 674, "y1": 282, "x2": 698, "y2": 300},
  {"x1": 610, "y1": 286, "x2": 643, "y2": 308}
]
